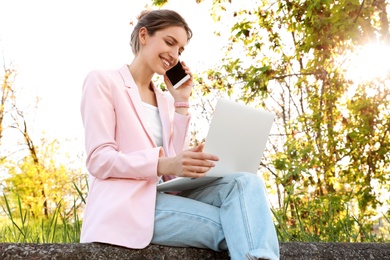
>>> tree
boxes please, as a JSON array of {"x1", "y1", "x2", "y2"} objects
[
  {"x1": 154, "y1": 0, "x2": 390, "y2": 241},
  {"x1": 0, "y1": 60, "x2": 87, "y2": 221},
  {"x1": 212, "y1": 0, "x2": 390, "y2": 241},
  {"x1": 5, "y1": 138, "x2": 85, "y2": 219},
  {"x1": 0, "y1": 62, "x2": 16, "y2": 149}
]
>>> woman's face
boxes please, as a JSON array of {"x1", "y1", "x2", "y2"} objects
[{"x1": 140, "y1": 25, "x2": 188, "y2": 75}]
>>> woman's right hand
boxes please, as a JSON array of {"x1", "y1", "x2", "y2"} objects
[
  {"x1": 164, "y1": 61, "x2": 193, "y2": 102},
  {"x1": 157, "y1": 144, "x2": 219, "y2": 178}
]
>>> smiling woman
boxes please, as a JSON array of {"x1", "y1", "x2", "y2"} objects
[{"x1": 79, "y1": 8, "x2": 279, "y2": 260}]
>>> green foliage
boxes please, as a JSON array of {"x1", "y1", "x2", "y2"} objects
[
  {"x1": 1, "y1": 192, "x2": 83, "y2": 243},
  {"x1": 192, "y1": 0, "x2": 390, "y2": 242},
  {"x1": 272, "y1": 192, "x2": 387, "y2": 242},
  {"x1": 1, "y1": 0, "x2": 389, "y2": 244},
  {"x1": 3, "y1": 139, "x2": 86, "y2": 219},
  {"x1": 1, "y1": 58, "x2": 88, "y2": 243}
]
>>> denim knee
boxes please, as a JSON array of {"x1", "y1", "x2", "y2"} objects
[{"x1": 226, "y1": 172, "x2": 265, "y2": 189}]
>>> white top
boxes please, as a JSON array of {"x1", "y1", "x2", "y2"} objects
[{"x1": 142, "y1": 102, "x2": 163, "y2": 147}]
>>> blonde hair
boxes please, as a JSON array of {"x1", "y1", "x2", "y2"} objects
[{"x1": 130, "y1": 9, "x2": 193, "y2": 55}]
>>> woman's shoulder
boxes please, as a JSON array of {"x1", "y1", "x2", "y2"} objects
[
  {"x1": 83, "y1": 65, "x2": 129, "y2": 89},
  {"x1": 85, "y1": 66, "x2": 124, "y2": 81}
]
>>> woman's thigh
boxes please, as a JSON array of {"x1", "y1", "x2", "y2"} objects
[
  {"x1": 179, "y1": 172, "x2": 266, "y2": 207},
  {"x1": 151, "y1": 192, "x2": 227, "y2": 251}
]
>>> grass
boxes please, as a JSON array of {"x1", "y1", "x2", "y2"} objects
[
  {"x1": 1, "y1": 193, "x2": 82, "y2": 243},
  {"x1": 271, "y1": 193, "x2": 390, "y2": 243},
  {"x1": 1, "y1": 186, "x2": 389, "y2": 243}
]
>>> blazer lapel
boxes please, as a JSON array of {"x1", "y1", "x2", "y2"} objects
[
  {"x1": 154, "y1": 86, "x2": 173, "y2": 152},
  {"x1": 118, "y1": 65, "x2": 156, "y2": 146}
]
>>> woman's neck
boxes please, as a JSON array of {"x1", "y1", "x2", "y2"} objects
[
  {"x1": 128, "y1": 59, "x2": 158, "y2": 106},
  {"x1": 128, "y1": 58, "x2": 154, "y2": 90}
]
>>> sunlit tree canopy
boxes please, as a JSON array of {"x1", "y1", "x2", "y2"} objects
[{"x1": 159, "y1": 0, "x2": 390, "y2": 241}]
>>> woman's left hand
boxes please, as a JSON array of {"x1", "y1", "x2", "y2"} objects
[{"x1": 164, "y1": 61, "x2": 193, "y2": 101}]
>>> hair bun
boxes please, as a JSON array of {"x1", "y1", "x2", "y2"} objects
[{"x1": 137, "y1": 9, "x2": 152, "y2": 20}]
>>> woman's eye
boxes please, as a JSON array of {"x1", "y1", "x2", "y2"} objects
[{"x1": 165, "y1": 40, "x2": 173, "y2": 46}]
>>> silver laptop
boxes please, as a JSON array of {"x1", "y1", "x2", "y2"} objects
[{"x1": 157, "y1": 98, "x2": 275, "y2": 192}]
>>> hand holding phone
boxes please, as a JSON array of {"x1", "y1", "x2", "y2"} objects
[{"x1": 166, "y1": 61, "x2": 190, "y2": 89}]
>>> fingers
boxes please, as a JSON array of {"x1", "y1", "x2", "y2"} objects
[
  {"x1": 158, "y1": 146, "x2": 219, "y2": 178},
  {"x1": 184, "y1": 156, "x2": 216, "y2": 169},
  {"x1": 181, "y1": 61, "x2": 192, "y2": 78},
  {"x1": 189, "y1": 143, "x2": 203, "y2": 152},
  {"x1": 161, "y1": 144, "x2": 220, "y2": 178},
  {"x1": 180, "y1": 164, "x2": 212, "y2": 178},
  {"x1": 163, "y1": 74, "x2": 174, "y2": 91},
  {"x1": 177, "y1": 146, "x2": 219, "y2": 178},
  {"x1": 186, "y1": 146, "x2": 219, "y2": 162},
  {"x1": 165, "y1": 61, "x2": 194, "y2": 105}
]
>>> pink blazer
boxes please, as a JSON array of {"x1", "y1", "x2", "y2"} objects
[{"x1": 80, "y1": 65, "x2": 190, "y2": 248}]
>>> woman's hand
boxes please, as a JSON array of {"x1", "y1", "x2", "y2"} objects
[
  {"x1": 164, "y1": 61, "x2": 193, "y2": 102},
  {"x1": 157, "y1": 144, "x2": 219, "y2": 178}
]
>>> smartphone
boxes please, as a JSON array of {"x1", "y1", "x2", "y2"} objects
[{"x1": 166, "y1": 61, "x2": 190, "y2": 89}]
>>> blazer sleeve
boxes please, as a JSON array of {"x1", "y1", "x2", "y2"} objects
[
  {"x1": 80, "y1": 70, "x2": 160, "y2": 181},
  {"x1": 173, "y1": 112, "x2": 191, "y2": 153}
]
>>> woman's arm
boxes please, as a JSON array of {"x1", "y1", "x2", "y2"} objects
[{"x1": 81, "y1": 70, "x2": 160, "y2": 181}]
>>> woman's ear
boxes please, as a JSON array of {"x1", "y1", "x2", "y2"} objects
[{"x1": 139, "y1": 27, "x2": 148, "y2": 45}]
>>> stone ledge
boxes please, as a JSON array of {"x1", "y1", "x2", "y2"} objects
[{"x1": 0, "y1": 242, "x2": 389, "y2": 259}]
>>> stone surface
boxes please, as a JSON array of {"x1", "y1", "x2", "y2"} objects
[
  {"x1": 0, "y1": 242, "x2": 389, "y2": 259},
  {"x1": 280, "y1": 242, "x2": 390, "y2": 260}
]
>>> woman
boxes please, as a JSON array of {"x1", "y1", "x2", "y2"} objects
[{"x1": 80, "y1": 9, "x2": 279, "y2": 260}]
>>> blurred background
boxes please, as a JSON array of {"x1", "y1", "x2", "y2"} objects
[{"x1": 0, "y1": 0, "x2": 389, "y2": 243}]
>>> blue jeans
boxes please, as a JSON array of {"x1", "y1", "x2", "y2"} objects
[{"x1": 151, "y1": 172, "x2": 280, "y2": 260}]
